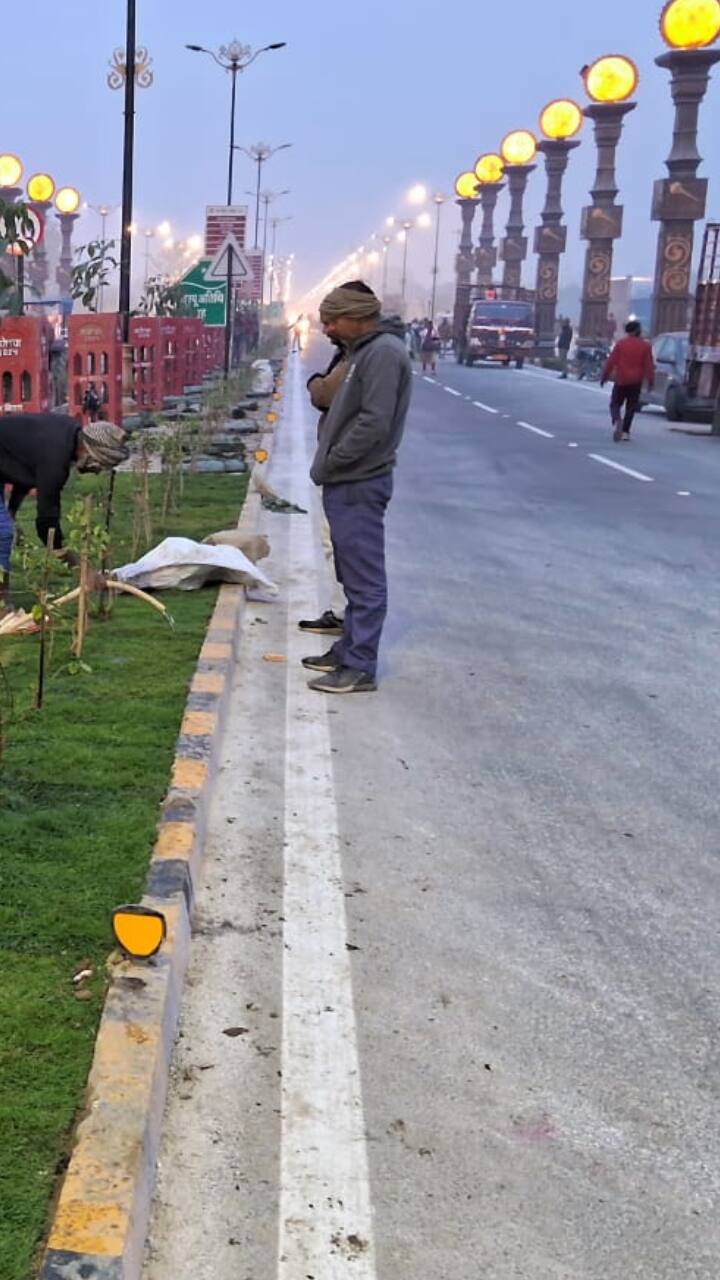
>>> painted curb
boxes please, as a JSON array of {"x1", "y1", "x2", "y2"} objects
[{"x1": 40, "y1": 369, "x2": 285, "y2": 1280}]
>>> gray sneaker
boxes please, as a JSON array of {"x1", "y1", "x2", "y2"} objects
[
  {"x1": 307, "y1": 666, "x2": 377, "y2": 694},
  {"x1": 301, "y1": 649, "x2": 341, "y2": 673}
]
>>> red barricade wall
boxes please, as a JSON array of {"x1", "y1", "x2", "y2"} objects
[
  {"x1": 179, "y1": 317, "x2": 203, "y2": 390},
  {"x1": 130, "y1": 316, "x2": 162, "y2": 410},
  {"x1": 202, "y1": 326, "x2": 224, "y2": 375},
  {"x1": 159, "y1": 318, "x2": 181, "y2": 399},
  {"x1": 0, "y1": 316, "x2": 52, "y2": 414},
  {"x1": 68, "y1": 313, "x2": 123, "y2": 425}
]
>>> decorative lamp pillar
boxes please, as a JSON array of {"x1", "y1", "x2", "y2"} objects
[
  {"x1": 0, "y1": 154, "x2": 25, "y2": 313},
  {"x1": 650, "y1": 0, "x2": 720, "y2": 336},
  {"x1": 55, "y1": 186, "x2": 81, "y2": 299},
  {"x1": 474, "y1": 152, "x2": 505, "y2": 288},
  {"x1": 26, "y1": 172, "x2": 56, "y2": 299},
  {"x1": 452, "y1": 171, "x2": 480, "y2": 343},
  {"x1": 534, "y1": 98, "x2": 584, "y2": 351},
  {"x1": 499, "y1": 130, "x2": 538, "y2": 293},
  {"x1": 577, "y1": 55, "x2": 639, "y2": 344}
]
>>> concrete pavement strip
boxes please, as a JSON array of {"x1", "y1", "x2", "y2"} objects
[{"x1": 39, "y1": 372, "x2": 285, "y2": 1280}]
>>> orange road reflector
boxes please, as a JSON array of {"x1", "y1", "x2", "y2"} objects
[
  {"x1": 254, "y1": 448, "x2": 268, "y2": 463},
  {"x1": 112, "y1": 905, "x2": 167, "y2": 959},
  {"x1": 266, "y1": 411, "x2": 277, "y2": 423}
]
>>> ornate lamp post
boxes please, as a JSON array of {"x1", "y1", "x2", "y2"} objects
[
  {"x1": 430, "y1": 193, "x2": 447, "y2": 321},
  {"x1": 534, "y1": 98, "x2": 584, "y2": 351},
  {"x1": 577, "y1": 55, "x2": 639, "y2": 345},
  {"x1": 25, "y1": 172, "x2": 55, "y2": 299},
  {"x1": 234, "y1": 142, "x2": 292, "y2": 247},
  {"x1": 381, "y1": 233, "x2": 393, "y2": 297},
  {"x1": 474, "y1": 152, "x2": 505, "y2": 289},
  {"x1": 452, "y1": 170, "x2": 480, "y2": 344},
  {"x1": 499, "y1": 130, "x2": 538, "y2": 294},
  {"x1": 0, "y1": 154, "x2": 26, "y2": 312},
  {"x1": 55, "y1": 185, "x2": 81, "y2": 299},
  {"x1": 650, "y1": 0, "x2": 720, "y2": 336}
]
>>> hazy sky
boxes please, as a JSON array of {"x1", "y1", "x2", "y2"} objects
[{"x1": 4, "y1": 1, "x2": 720, "y2": 304}]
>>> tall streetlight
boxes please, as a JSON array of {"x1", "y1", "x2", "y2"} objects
[
  {"x1": 108, "y1": 2, "x2": 154, "y2": 411},
  {"x1": 452, "y1": 170, "x2": 480, "y2": 345},
  {"x1": 186, "y1": 38, "x2": 286, "y2": 374},
  {"x1": 0, "y1": 154, "x2": 26, "y2": 312},
  {"x1": 649, "y1": 0, "x2": 720, "y2": 335},
  {"x1": 269, "y1": 214, "x2": 292, "y2": 306},
  {"x1": 499, "y1": 130, "x2": 538, "y2": 294},
  {"x1": 534, "y1": 98, "x2": 584, "y2": 351},
  {"x1": 430, "y1": 193, "x2": 446, "y2": 322},
  {"x1": 381, "y1": 234, "x2": 393, "y2": 297},
  {"x1": 474, "y1": 153, "x2": 505, "y2": 289},
  {"x1": 26, "y1": 171, "x2": 56, "y2": 299},
  {"x1": 577, "y1": 55, "x2": 639, "y2": 345},
  {"x1": 256, "y1": 189, "x2": 290, "y2": 307},
  {"x1": 55, "y1": 185, "x2": 82, "y2": 300},
  {"x1": 235, "y1": 142, "x2": 292, "y2": 246}
]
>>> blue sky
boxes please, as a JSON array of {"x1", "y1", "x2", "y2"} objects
[{"x1": 4, "y1": 1, "x2": 720, "y2": 302}]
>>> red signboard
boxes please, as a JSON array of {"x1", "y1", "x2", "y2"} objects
[
  {"x1": 205, "y1": 205, "x2": 249, "y2": 256},
  {"x1": 0, "y1": 315, "x2": 52, "y2": 414},
  {"x1": 68, "y1": 313, "x2": 123, "y2": 426}
]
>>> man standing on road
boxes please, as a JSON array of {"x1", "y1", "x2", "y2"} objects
[
  {"x1": 304, "y1": 283, "x2": 411, "y2": 694},
  {"x1": 557, "y1": 317, "x2": 573, "y2": 379},
  {"x1": 0, "y1": 415, "x2": 129, "y2": 615},
  {"x1": 601, "y1": 320, "x2": 655, "y2": 443}
]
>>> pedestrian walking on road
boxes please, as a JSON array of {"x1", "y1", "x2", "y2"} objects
[
  {"x1": 304, "y1": 283, "x2": 411, "y2": 694},
  {"x1": 0, "y1": 416, "x2": 129, "y2": 616},
  {"x1": 601, "y1": 320, "x2": 655, "y2": 443},
  {"x1": 557, "y1": 318, "x2": 573, "y2": 378},
  {"x1": 420, "y1": 321, "x2": 440, "y2": 374}
]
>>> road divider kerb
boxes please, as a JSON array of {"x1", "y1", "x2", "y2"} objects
[{"x1": 40, "y1": 360, "x2": 287, "y2": 1280}]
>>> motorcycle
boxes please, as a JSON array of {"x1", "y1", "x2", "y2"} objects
[{"x1": 572, "y1": 344, "x2": 609, "y2": 382}]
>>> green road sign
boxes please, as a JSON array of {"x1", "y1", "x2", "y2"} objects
[{"x1": 179, "y1": 259, "x2": 227, "y2": 327}]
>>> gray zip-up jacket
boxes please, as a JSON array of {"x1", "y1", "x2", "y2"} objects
[{"x1": 310, "y1": 316, "x2": 411, "y2": 486}]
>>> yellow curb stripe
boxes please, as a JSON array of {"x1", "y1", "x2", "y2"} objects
[
  {"x1": 171, "y1": 757, "x2": 208, "y2": 790},
  {"x1": 201, "y1": 641, "x2": 232, "y2": 661},
  {"x1": 192, "y1": 671, "x2": 225, "y2": 695},
  {"x1": 154, "y1": 821, "x2": 194, "y2": 860},
  {"x1": 181, "y1": 710, "x2": 216, "y2": 736}
]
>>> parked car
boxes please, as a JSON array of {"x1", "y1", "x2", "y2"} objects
[{"x1": 645, "y1": 332, "x2": 691, "y2": 420}]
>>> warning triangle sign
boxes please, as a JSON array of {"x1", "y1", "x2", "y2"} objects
[{"x1": 205, "y1": 231, "x2": 250, "y2": 282}]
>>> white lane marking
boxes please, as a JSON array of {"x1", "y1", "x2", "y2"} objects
[
  {"x1": 677, "y1": 490, "x2": 691, "y2": 496},
  {"x1": 473, "y1": 400, "x2": 499, "y2": 415},
  {"x1": 568, "y1": 442, "x2": 578, "y2": 448},
  {"x1": 519, "y1": 366, "x2": 607, "y2": 397},
  {"x1": 443, "y1": 385, "x2": 462, "y2": 396},
  {"x1": 588, "y1": 453, "x2": 654, "y2": 482},
  {"x1": 279, "y1": 363, "x2": 377, "y2": 1279},
  {"x1": 517, "y1": 420, "x2": 555, "y2": 439},
  {"x1": 502, "y1": 414, "x2": 512, "y2": 419},
  {"x1": 422, "y1": 375, "x2": 436, "y2": 384}
]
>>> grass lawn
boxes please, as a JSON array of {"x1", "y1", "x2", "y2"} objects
[{"x1": 0, "y1": 468, "x2": 247, "y2": 1280}]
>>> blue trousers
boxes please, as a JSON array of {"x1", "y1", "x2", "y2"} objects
[
  {"x1": 322, "y1": 474, "x2": 393, "y2": 677},
  {"x1": 0, "y1": 488, "x2": 14, "y2": 573}
]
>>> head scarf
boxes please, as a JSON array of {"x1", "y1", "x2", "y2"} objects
[
  {"x1": 80, "y1": 421, "x2": 130, "y2": 471},
  {"x1": 319, "y1": 286, "x2": 381, "y2": 323}
]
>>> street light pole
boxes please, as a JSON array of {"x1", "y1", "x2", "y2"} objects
[
  {"x1": 257, "y1": 189, "x2": 290, "y2": 308},
  {"x1": 381, "y1": 235, "x2": 392, "y2": 298},
  {"x1": 533, "y1": 99, "x2": 584, "y2": 352},
  {"x1": 269, "y1": 215, "x2": 292, "y2": 306},
  {"x1": 430, "y1": 194, "x2": 445, "y2": 322},
  {"x1": 186, "y1": 41, "x2": 286, "y2": 377},
  {"x1": 451, "y1": 173, "x2": 481, "y2": 348},
  {"x1": 400, "y1": 221, "x2": 413, "y2": 312}
]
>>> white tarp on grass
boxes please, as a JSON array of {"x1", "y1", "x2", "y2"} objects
[{"x1": 113, "y1": 537, "x2": 276, "y2": 593}]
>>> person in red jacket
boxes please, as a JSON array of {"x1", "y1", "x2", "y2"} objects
[{"x1": 601, "y1": 320, "x2": 655, "y2": 442}]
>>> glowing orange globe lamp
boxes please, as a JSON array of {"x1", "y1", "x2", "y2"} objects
[
  {"x1": 0, "y1": 153, "x2": 23, "y2": 188},
  {"x1": 660, "y1": 0, "x2": 720, "y2": 48},
  {"x1": 500, "y1": 130, "x2": 538, "y2": 166},
  {"x1": 539, "y1": 99, "x2": 584, "y2": 140},
  {"x1": 475, "y1": 152, "x2": 505, "y2": 184},
  {"x1": 583, "y1": 55, "x2": 639, "y2": 102},
  {"x1": 455, "y1": 171, "x2": 479, "y2": 199},
  {"x1": 55, "y1": 186, "x2": 81, "y2": 215},
  {"x1": 27, "y1": 172, "x2": 56, "y2": 204}
]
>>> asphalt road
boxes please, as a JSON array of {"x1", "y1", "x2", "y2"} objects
[{"x1": 144, "y1": 347, "x2": 720, "y2": 1280}]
